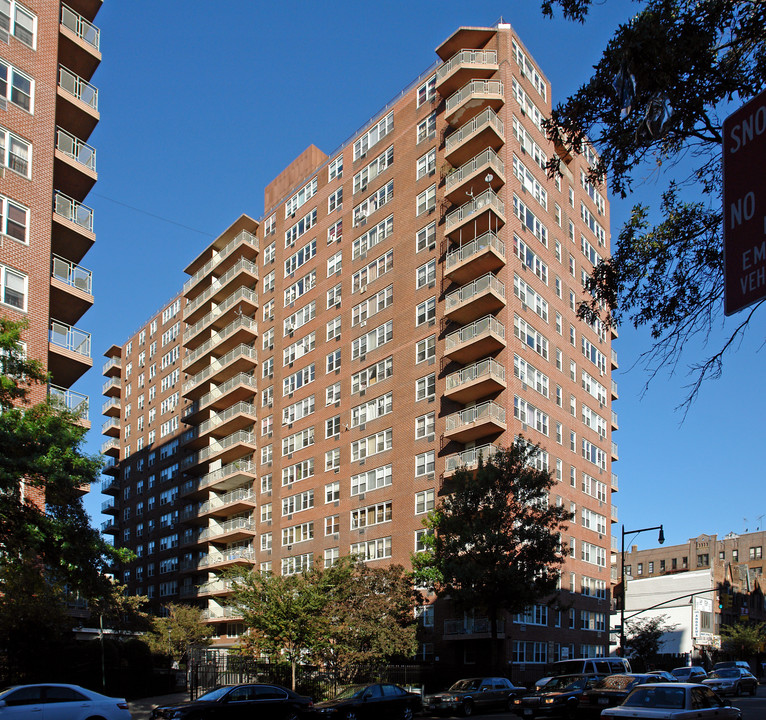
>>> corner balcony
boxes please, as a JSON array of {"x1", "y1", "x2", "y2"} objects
[
  {"x1": 445, "y1": 79, "x2": 503, "y2": 127},
  {"x1": 182, "y1": 344, "x2": 257, "y2": 400},
  {"x1": 198, "y1": 487, "x2": 256, "y2": 521},
  {"x1": 54, "y1": 127, "x2": 97, "y2": 201},
  {"x1": 611, "y1": 379, "x2": 619, "y2": 400},
  {"x1": 184, "y1": 230, "x2": 259, "y2": 301},
  {"x1": 100, "y1": 497, "x2": 116, "y2": 515},
  {"x1": 200, "y1": 515, "x2": 256, "y2": 545},
  {"x1": 50, "y1": 254, "x2": 93, "y2": 325},
  {"x1": 102, "y1": 354, "x2": 121, "y2": 378},
  {"x1": 59, "y1": 4, "x2": 101, "y2": 79},
  {"x1": 444, "y1": 148, "x2": 504, "y2": 204},
  {"x1": 611, "y1": 504, "x2": 618, "y2": 523},
  {"x1": 48, "y1": 320, "x2": 92, "y2": 386},
  {"x1": 188, "y1": 372, "x2": 257, "y2": 420},
  {"x1": 445, "y1": 357, "x2": 506, "y2": 404},
  {"x1": 196, "y1": 579, "x2": 235, "y2": 598},
  {"x1": 445, "y1": 188, "x2": 505, "y2": 241},
  {"x1": 196, "y1": 428, "x2": 256, "y2": 469},
  {"x1": 101, "y1": 416, "x2": 120, "y2": 437},
  {"x1": 444, "y1": 272, "x2": 505, "y2": 325},
  {"x1": 444, "y1": 314, "x2": 505, "y2": 364},
  {"x1": 100, "y1": 437, "x2": 119, "y2": 457},
  {"x1": 445, "y1": 231, "x2": 505, "y2": 286},
  {"x1": 436, "y1": 49, "x2": 498, "y2": 95},
  {"x1": 611, "y1": 441, "x2": 619, "y2": 461},
  {"x1": 56, "y1": 65, "x2": 99, "y2": 139},
  {"x1": 444, "y1": 400, "x2": 506, "y2": 443},
  {"x1": 444, "y1": 442, "x2": 501, "y2": 478},
  {"x1": 102, "y1": 376, "x2": 121, "y2": 397},
  {"x1": 198, "y1": 549, "x2": 256, "y2": 571},
  {"x1": 445, "y1": 107, "x2": 504, "y2": 167},
  {"x1": 52, "y1": 191, "x2": 95, "y2": 264},
  {"x1": 611, "y1": 410, "x2": 618, "y2": 431},
  {"x1": 100, "y1": 518, "x2": 116, "y2": 535},
  {"x1": 611, "y1": 348, "x2": 618, "y2": 369},
  {"x1": 184, "y1": 287, "x2": 258, "y2": 350},
  {"x1": 193, "y1": 459, "x2": 257, "y2": 496},
  {"x1": 49, "y1": 384, "x2": 89, "y2": 426},
  {"x1": 183, "y1": 258, "x2": 258, "y2": 324},
  {"x1": 183, "y1": 315, "x2": 257, "y2": 375},
  {"x1": 184, "y1": 401, "x2": 256, "y2": 450},
  {"x1": 101, "y1": 474, "x2": 118, "y2": 494},
  {"x1": 611, "y1": 472, "x2": 619, "y2": 492},
  {"x1": 101, "y1": 396, "x2": 121, "y2": 417}
]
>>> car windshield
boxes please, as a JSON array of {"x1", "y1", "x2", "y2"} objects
[
  {"x1": 709, "y1": 669, "x2": 738, "y2": 679},
  {"x1": 624, "y1": 687, "x2": 685, "y2": 709},
  {"x1": 333, "y1": 685, "x2": 366, "y2": 700},
  {"x1": 672, "y1": 668, "x2": 692, "y2": 677},
  {"x1": 196, "y1": 687, "x2": 233, "y2": 702},
  {"x1": 545, "y1": 676, "x2": 586, "y2": 692},
  {"x1": 449, "y1": 680, "x2": 481, "y2": 692},
  {"x1": 597, "y1": 676, "x2": 638, "y2": 691}
]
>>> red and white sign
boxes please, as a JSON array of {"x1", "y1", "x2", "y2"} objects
[{"x1": 723, "y1": 89, "x2": 766, "y2": 315}]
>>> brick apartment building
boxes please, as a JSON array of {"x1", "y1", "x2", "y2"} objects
[
  {"x1": 0, "y1": 0, "x2": 101, "y2": 502},
  {"x1": 100, "y1": 22, "x2": 619, "y2": 679}
]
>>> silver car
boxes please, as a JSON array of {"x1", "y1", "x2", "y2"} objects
[
  {"x1": 600, "y1": 683, "x2": 742, "y2": 719},
  {"x1": 0, "y1": 684, "x2": 132, "y2": 720}
]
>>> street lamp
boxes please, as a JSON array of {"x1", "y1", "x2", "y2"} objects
[{"x1": 619, "y1": 524, "x2": 665, "y2": 656}]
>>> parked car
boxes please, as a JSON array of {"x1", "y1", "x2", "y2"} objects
[
  {"x1": 541, "y1": 657, "x2": 631, "y2": 680},
  {"x1": 645, "y1": 670, "x2": 677, "y2": 682},
  {"x1": 511, "y1": 674, "x2": 603, "y2": 718},
  {"x1": 423, "y1": 677, "x2": 526, "y2": 716},
  {"x1": 578, "y1": 673, "x2": 663, "y2": 716},
  {"x1": 150, "y1": 684, "x2": 313, "y2": 720},
  {"x1": 0, "y1": 684, "x2": 131, "y2": 720},
  {"x1": 313, "y1": 683, "x2": 421, "y2": 720},
  {"x1": 713, "y1": 660, "x2": 752, "y2": 673},
  {"x1": 702, "y1": 667, "x2": 758, "y2": 696},
  {"x1": 670, "y1": 666, "x2": 708, "y2": 682},
  {"x1": 600, "y1": 683, "x2": 742, "y2": 719}
]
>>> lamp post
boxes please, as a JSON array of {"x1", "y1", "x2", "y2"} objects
[{"x1": 619, "y1": 524, "x2": 665, "y2": 656}]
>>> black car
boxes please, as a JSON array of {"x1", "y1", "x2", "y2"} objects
[
  {"x1": 313, "y1": 683, "x2": 422, "y2": 720},
  {"x1": 424, "y1": 677, "x2": 527, "y2": 716},
  {"x1": 149, "y1": 684, "x2": 313, "y2": 720},
  {"x1": 578, "y1": 674, "x2": 663, "y2": 716},
  {"x1": 511, "y1": 674, "x2": 603, "y2": 719}
]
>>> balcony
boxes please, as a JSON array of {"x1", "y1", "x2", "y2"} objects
[
  {"x1": 101, "y1": 396, "x2": 120, "y2": 417},
  {"x1": 445, "y1": 188, "x2": 505, "y2": 240},
  {"x1": 54, "y1": 127, "x2": 97, "y2": 201},
  {"x1": 611, "y1": 348, "x2": 618, "y2": 369},
  {"x1": 611, "y1": 441, "x2": 619, "y2": 461},
  {"x1": 100, "y1": 498, "x2": 116, "y2": 515},
  {"x1": 444, "y1": 231, "x2": 505, "y2": 286},
  {"x1": 48, "y1": 384, "x2": 89, "y2": 425},
  {"x1": 102, "y1": 356, "x2": 121, "y2": 378},
  {"x1": 185, "y1": 401, "x2": 256, "y2": 449},
  {"x1": 50, "y1": 254, "x2": 93, "y2": 325},
  {"x1": 100, "y1": 437, "x2": 119, "y2": 457},
  {"x1": 611, "y1": 473, "x2": 619, "y2": 492},
  {"x1": 436, "y1": 49, "x2": 498, "y2": 95},
  {"x1": 52, "y1": 191, "x2": 95, "y2": 263},
  {"x1": 196, "y1": 429, "x2": 256, "y2": 469},
  {"x1": 443, "y1": 618, "x2": 505, "y2": 639},
  {"x1": 445, "y1": 79, "x2": 503, "y2": 126},
  {"x1": 436, "y1": 27, "x2": 497, "y2": 62},
  {"x1": 445, "y1": 357, "x2": 506, "y2": 404},
  {"x1": 102, "y1": 376, "x2": 121, "y2": 397},
  {"x1": 445, "y1": 148, "x2": 505, "y2": 204},
  {"x1": 444, "y1": 272, "x2": 505, "y2": 324},
  {"x1": 611, "y1": 503, "x2": 618, "y2": 523},
  {"x1": 444, "y1": 443, "x2": 501, "y2": 478},
  {"x1": 444, "y1": 400, "x2": 506, "y2": 443},
  {"x1": 101, "y1": 475, "x2": 118, "y2": 494},
  {"x1": 56, "y1": 65, "x2": 99, "y2": 139},
  {"x1": 198, "y1": 549, "x2": 255, "y2": 571},
  {"x1": 196, "y1": 579, "x2": 235, "y2": 598},
  {"x1": 184, "y1": 287, "x2": 258, "y2": 350},
  {"x1": 184, "y1": 230, "x2": 259, "y2": 300},
  {"x1": 199, "y1": 516, "x2": 256, "y2": 545},
  {"x1": 198, "y1": 487, "x2": 256, "y2": 520},
  {"x1": 188, "y1": 372, "x2": 257, "y2": 419},
  {"x1": 48, "y1": 320, "x2": 92, "y2": 386},
  {"x1": 100, "y1": 518, "x2": 116, "y2": 535},
  {"x1": 181, "y1": 459, "x2": 257, "y2": 499},
  {"x1": 611, "y1": 379, "x2": 619, "y2": 400},
  {"x1": 182, "y1": 344, "x2": 257, "y2": 399},
  {"x1": 183, "y1": 257, "x2": 258, "y2": 324},
  {"x1": 444, "y1": 315, "x2": 505, "y2": 364},
  {"x1": 183, "y1": 315, "x2": 257, "y2": 375},
  {"x1": 611, "y1": 410, "x2": 618, "y2": 430},
  {"x1": 445, "y1": 107, "x2": 504, "y2": 166},
  {"x1": 101, "y1": 416, "x2": 120, "y2": 437},
  {"x1": 59, "y1": 4, "x2": 101, "y2": 79}
]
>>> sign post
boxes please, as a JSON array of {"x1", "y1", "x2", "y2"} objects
[{"x1": 723, "y1": 89, "x2": 766, "y2": 315}]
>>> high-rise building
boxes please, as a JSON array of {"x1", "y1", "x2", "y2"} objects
[
  {"x1": 0, "y1": 0, "x2": 101, "y2": 499},
  {"x1": 101, "y1": 23, "x2": 617, "y2": 680}
]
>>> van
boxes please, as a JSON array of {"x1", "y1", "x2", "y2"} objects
[{"x1": 545, "y1": 657, "x2": 632, "y2": 677}]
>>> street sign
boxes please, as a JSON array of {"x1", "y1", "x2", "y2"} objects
[{"x1": 723, "y1": 88, "x2": 766, "y2": 315}]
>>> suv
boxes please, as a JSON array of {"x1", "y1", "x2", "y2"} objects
[{"x1": 543, "y1": 658, "x2": 631, "y2": 679}]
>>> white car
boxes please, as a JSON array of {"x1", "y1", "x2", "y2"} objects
[
  {"x1": 0, "y1": 683, "x2": 132, "y2": 720},
  {"x1": 600, "y1": 683, "x2": 742, "y2": 719}
]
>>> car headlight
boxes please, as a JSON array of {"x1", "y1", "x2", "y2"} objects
[
  {"x1": 513, "y1": 699, "x2": 522, "y2": 705},
  {"x1": 544, "y1": 697, "x2": 556, "y2": 704}
]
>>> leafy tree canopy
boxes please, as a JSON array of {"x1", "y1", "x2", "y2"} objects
[
  {"x1": 145, "y1": 603, "x2": 213, "y2": 665},
  {"x1": 624, "y1": 614, "x2": 678, "y2": 662},
  {"x1": 720, "y1": 620, "x2": 765, "y2": 658},
  {"x1": 540, "y1": 0, "x2": 766, "y2": 407}
]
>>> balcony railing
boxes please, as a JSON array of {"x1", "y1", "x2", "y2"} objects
[
  {"x1": 445, "y1": 188, "x2": 505, "y2": 233},
  {"x1": 445, "y1": 231, "x2": 504, "y2": 272},
  {"x1": 61, "y1": 4, "x2": 100, "y2": 50},
  {"x1": 445, "y1": 148, "x2": 505, "y2": 196},
  {"x1": 445, "y1": 400, "x2": 506, "y2": 433},
  {"x1": 195, "y1": 372, "x2": 257, "y2": 412},
  {"x1": 100, "y1": 499, "x2": 114, "y2": 513},
  {"x1": 199, "y1": 458, "x2": 257, "y2": 491},
  {"x1": 446, "y1": 80, "x2": 503, "y2": 116},
  {"x1": 445, "y1": 443, "x2": 500, "y2": 474},
  {"x1": 199, "y1": 549, "x2": 255, "y2": 568},
  {"x1": 445, "y1": 272, "x2": 505, "y2": 312},
  {"x1": 612, "y1": 504, "x2": 618, "y2": 522},
  {"x1": 102, "y1": 397, "x2": 120, "y2": 415},
  {"x1": 183, "y1": 344, "x2": 257, "y2": 393},
  {"x1": 54, "y1": 191, "x2": 94, "y2": 232},
  {"x1": 611, "y1": 441, "x2": 619, "y2": 460},
  {"x1": 101, "y1": 474, "x2": 117, "y2": 492},
  {"x1": 184, "y1": 258, "x2": 258, "y2": 319},
  {"x1": 436, "y1": 49, "x2": 498, "y2": 83},
  {"x1": 58, "y1": 65, "x2": 98, "y2": 110},
  {"x1": 199, "y1": 487, "x2": 255, "y2": 515},
  {"x1": 52, "y1": 254, "x2": 92, "y2": 294},
  {"x1": 48, "y1": 384, "x2": 89, "y2": 419},
  {"x1": 100, "y1": 438, "x2": 119, "y2": 454},
  {"x1": 611, "y1": 379, "x2": 619, "y2": 397},
  {"x1": 445, "y1": 314, "x2": 505, "y2": 352},
  {"x1": 196, "y1": 401, "x2": 255, "y2": 438},
  {"x1": 102, "y1": 377, "x2": 120, "y2": 395},
  {"x1": 446, "y1": 358, "x2": 505, "y2": 393},
  {"x1": 183, "y1": 315, "x2": 257, "y2": 370},
  {"x1": 56, "y1": 127, "x2": 96, "y2": 171},
  {"x1": 198, "y1": 429, "x2": 255, "y2": 463},
  {"x1": 50, "y1": 320, "x2": 91, "y2": 357},
  {"x1": 199, "y1": 516, "x2": 255, "y2": 541},
  {"x1": 183, "y1": 230, "x2": 259, "y2": 294},
  {"x1": 445, "y1": 107, "x2": 504, "y2": 155},
  {"x1": 101, "y1": 417, "x2": 119, "y2": 434},
  {"x1": 611, "y1": 472, "x2": 619, "y2": 490},
  {"x1": 185, "y1": 287, "x2": 257, "y2": 340},
  {"x1": 102, "y1": 356, "x2": 121, "y2": 376}
]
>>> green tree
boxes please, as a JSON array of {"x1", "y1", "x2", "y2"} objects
[
  {"x1": 624, "y1": 614, "x2": 678, "y2": 666},
  {"x1": 88, "y1": 579, "x2": 149, "y2": 636},
  {"x1": 720, "y1": 620, "x2": 765, "y2": 659},
  {"x1": 539, "y1": 1, "x2": 766, "y2": 408},
  {"x1": 411, "y1": 440, "x2": 572, "y2": 672},
  {"x1": 145, "y1": 603, "x2": 213, "y2": 666}
]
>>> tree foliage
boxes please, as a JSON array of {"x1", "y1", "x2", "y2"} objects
[
  {"x1": 411, "y1": 440, "x2": 571, "y2": 669},
  {"x1": 624, "y1": 614, "x2": 678, "y2": 662},
  {"x1": 540, "y1": 0, "x2": 766, "y2": 407},
  {"x1": 145, "y1": 603, "x2": 213, "y2": 665},
  {"x1": 88, "y1": 579, "x2": 149, "y2": 635},
  {"x1": 720, "y1": 620, "x2": 765, "y2": 658}
]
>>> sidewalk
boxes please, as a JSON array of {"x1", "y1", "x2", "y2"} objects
[{"x1": 128, "y1": 692, "x2": 188, "y2": 720}]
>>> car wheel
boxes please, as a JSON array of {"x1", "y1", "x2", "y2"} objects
[
  {"x1": 285, "y1": 713, "x2": 299, "y2": 720},
  {"x1": 506, "y1": 697, "x2": 515, "y2": 712},
  {"x1": 401, "y1": 706, "x2": 413, "y2": 720},
  {"x1": 565, "y1": 702, "x2": 578, "y2": 720},
  {"x1": 460, "y1": 700, "x2": 474, "y2": 717},
  {"x1": 345, "y1": 711, "x2": 358, "y2": 720},
  {"x1": 734, "y1": 683, "x2": 740, "y2": 696}
]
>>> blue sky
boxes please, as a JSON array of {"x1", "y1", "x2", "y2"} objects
[{"x1": 77, "y1": 1, "x2": 765, "y2": 547}]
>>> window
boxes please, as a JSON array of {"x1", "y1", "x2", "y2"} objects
[
  {"x1": 350, "y1": 536, "x2": 392, "y2": 562},
  {"x1": 353, "y1": 111, "x2": 393, "y2": 160},
  {"x1": 0, "y1": 126, "x2": 31, "y2": 178},
  {"x1": 1, "y1": 1, "x2": 37, "y2": 48},
  {"x1": 285, "y1": 177, "x2": 318, "y2": 219},
  {"x1": 282, "y1": 459, "x2": 314, "y2": 486},
  {"x1": 284, "y1": 237, "x2": 317, "y2": 277},
  {"x1": 417, "y1": 74, "x2": 436, "y2": 106},
  {"x1": 415, "y1": 335, "x2": 435, "y2": 364},
  {"x1": 417, "y1": 112, "x2": 436, "y2": 143},
  {"x1": 263, "y1": 240, "x2": 276, "y2": 264},
  {"x1": 415, "y1": 412, "x2": 435, "y2": 440},
  {"x1": 351, "y1": 428, "x2": 393, "y2": 462},
  {"x1": 328, "y1": 155, "x2": 343, "y2": 181},
  {"x1": 328, "y1": 219, "x2": 342, "y2": 245},
  {"x1": 416, "y1": 222, "x2": 436, "y2": 252},
  {"x1": 326, "y1": 316, "x2": 341, "y2": 341},
  {"x1": 325, "y1": 515, "x2": 340, "y2": 535},
  {"x1": 0, "y1": 263, "x2": 26, "y2": 310},
  {"x1": 325, "y1": 415, "x2": 340, "y2": 439},
  {"x1": 351, "y1": 501, "x2": 392, "y2": 529},
  {"x1": 415, "y1": 489, "x2": 435, "y2": 514},
  {"x1": 416, "y1": 259, "x2": 436, "y2": 288},
  {"x1": 326, "y1": 381, "x2": 341, "y2": 406},
  {"x1": 354, "y1": 145, "x2": 394, "y2": 194},
  {"x1": 417, "y1": 148, "x2": 436, "y2": 179},
  {"x1": 325, "y1": 481, "x2": 340, "y2": 503},
  {"x1": 416, "y1": 450, "x2": 435, "y2": 477},
  {"x1": 415, "y1": 373, "x2": 435, "y2": 402},
  {"x1": 353, "y1": 214, "x2": 394, "y2": 260},
  {"x1": 325, "y1": 447, "x2": 340, "y2": 471},
  {"x1": 328, "y1": 187, "x2": 343, "y2": 213},
  {"x1": 750, "y1": 546, "x2": 763, "y2": 559},
  {"x1": 0, "y1": 194, "x2": 29, "y2": 243},
  {"x1": 327, "y1": 251, "x2": 342, "y2": 276},
  {"x1": 353, "y1": 180, "x2": 394, "y2": 226},
  {"x1": 263, "y1": 298, "x2": 274, "y2": 322},
  {"x1": 263, "y1": 213, "x2": 276, "y2": 237},
  {"x1": 326, "y1": 348, "x2": 341, "y2": 373},
  {"x1": 0, "y1": 59, "x2": 33, "y2": 112},
  {"x1": 326, "y1": 283, "x2": 342, "y2": 309},
  {"x1": 416, "y1": 184, "x2": 436, "y2": 216},
  {"x1": 416, "y1": 297, "x2": 436, "y2": 326},
  {"x1": 284, "y1": 269, "x2": 316, "y2": 306}
]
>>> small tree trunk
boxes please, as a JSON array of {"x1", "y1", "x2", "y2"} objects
[{"x1": 291, "y1": 657, "x2": 296, "y2": 691}]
